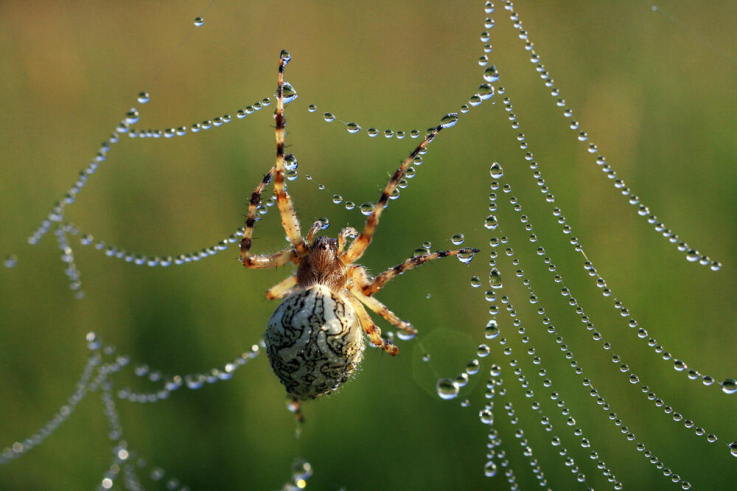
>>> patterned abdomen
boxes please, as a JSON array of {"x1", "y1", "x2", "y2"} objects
[{"x1": 265, "y1": 285, "x2": 365, "y2": 400}]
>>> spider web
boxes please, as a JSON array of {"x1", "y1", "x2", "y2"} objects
[{"x1": 0, "y1": 1, "x2": 735, "y2": 490}]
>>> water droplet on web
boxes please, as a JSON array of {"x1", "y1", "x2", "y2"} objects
[
  {"x1": 193, "y1": 17, "x2": 204, "y2": 27},
  {"x1": 282, "y1": 83, "x2": 297, "y2": 104},
  {"x1": 323, "y1": 112, "x2": 335, "y2": 122},
  {"x1": 729, "y1": 441, "x2": 737, "y2": 457},
  {"x1": 307, "y1": 104, "x2": 317, "y2": 113},
  {"x1": 284, "y1": 154, "x2": 298, "y2": 172},
  {"x1": 345, "y1": 201, "x2": 355, "y2": 211},
  {"x1": 721, "y1": 378, "x2": 737, "y2": 394},
  {"x1": 478, "y1": 84, "x2": 495, "y2": 100},
  {"x1": 410, "y1": 129, "x2": 420, "y2": 139},
  {"x1": 470, "y1": 276, "x2": 481, "y2": 288},
  {"x1": 384, "y1": 129, "x2": 394, "y2": 138},
  {"x1": 332, "y1": 195, "x2": 343, "y2": 204},
  {"x1": 436, "y1": 378, "x2": 460, "y2": 400},
  {"x1": 451, "y1": 233, "x2": 465, "y2": 245},
  {"x1": 367, "y1": 128, "x2": 379, "y2": 137},
  {"x1": 479, "y1": 407, "x2": 494, "y2": 425},
  {"x1": 489, "y1": 268, "x2": 502, "y2": 289},
  {"x1": 137, "y1": 92, "x2": 150, "y2": 104},
  {"x1": 457, "y1": 249, "x2": 477, "y2": 264},
  {"x1": 484, "y1": 460, "x2": 498, "y2": 477},
  {"x1": 346, "y1": 122, "x2": 360, "y2": 134},
  {"x1": 422, "y1": 353, "x2": 431, "y2": 362},
  {"x1": 485, "y1": 215, "x2": 499, "y2": 230},
  {"x1": 440, "y1": 113, "x2": 459, "y2": 128},
  {"x1": 4, "y1": 255, "x2": 17, "y2": 268},
  {"x1": 483, "y1": 66, "x2": 500, "y2": 83},
  {"x1": 490, "y1": 162, "x2": 503, "y2": 178},
  {"x1": 280, "y1": 50, "x2": 291, "y2": 64},
  {"x1": 485, "y1": 320, "x2": 500, "y2": 339},
  {"x1": 360, "y1": 202, "x2": 374, "y2": 215}
]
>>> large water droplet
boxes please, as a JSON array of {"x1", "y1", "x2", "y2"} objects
[
  {"x1": 478, "y1": 84, "x2": 495, "y2": 100},
  {"x1": 721, "y1": 378, "x2": 737, "y2": 394},
  {"x1": 346, "y1": 122, "x2": 361, "y2": 134},
  {"x1": 489, "y1": 268, "x2": 502, "y2": 289},
  {"x1": 360, "y1": 202, "x2": 374, "y2": 215},
  {"x1": 483, "y1": 66, "x2": 500, "y2": 83},
  {"x1": 484, "y1": 460, "x2": 497, "y2": 477},
  {"x1": 440, "y1": 113, "x2": 459, "y2": 128},
  {"x1": 282, "y1": 83, "x2": 297, "y2": 103},
  {"x1": 436, "y1": 378, "x2": 460, "y2": 400},
  {"x1": 280, "y1": 50, "x2": 291, "y2": 64},
  {"x1": 485, "y1": 215, "x2": 499, "y2": 230},
  {"x1": 451, "y1": 233, "x2": 465, "y2": 245},
  {"x1": 489, "y1": 162, "x2": 503, "y2": 179},
  {"x1": 485, "y1": 320, "x2": 500, "y2": 339}
]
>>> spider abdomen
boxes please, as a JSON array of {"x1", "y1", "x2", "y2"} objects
[{"x1": 265, "y1": 285, "x2": 365, "y2": 400}]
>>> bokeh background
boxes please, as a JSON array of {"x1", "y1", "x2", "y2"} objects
[{"x1": 1, "y1": 1, "x2": 735, "y2": 489}]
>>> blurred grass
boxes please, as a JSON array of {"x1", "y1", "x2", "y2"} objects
[{"x1": 0, "y1": 1, "x2": 735, "y2": 490}]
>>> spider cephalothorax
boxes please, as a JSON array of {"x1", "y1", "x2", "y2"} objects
[{"x1": 240, "y1": 51, "x2": 478, "y2": 418}]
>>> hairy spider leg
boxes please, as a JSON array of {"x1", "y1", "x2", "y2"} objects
[
  {"x1": 337, "y1": 227, "x2": 358, "y2": 254},
  {"x1": 348, "y1": 283, "x2": 415, "y2": 335},
  {"x1": 240, "y1": 165, "x2": 298, "y2": 269},
  {"x1": 341, "y1": 125, "x2": 444, "y2": 264},
  {"x1": 274, "y1": 50, "x2": 307, "y2": 256},
  {"x1": 346, "y1": 295, "x2": 399, "y2": 355},
  {"x1": 266, "y1": 274, "x2": 298, "y2": 300},
  {"x1": 305, "y1": 220, "x2": 325, "y2": 245},
  {"x1": 361, "y1": 248, "x2": 480, "y2": 296}
]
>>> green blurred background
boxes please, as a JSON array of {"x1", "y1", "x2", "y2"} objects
[{"x1": 1, "y1": 1, "x2": 735, "y2": 489}]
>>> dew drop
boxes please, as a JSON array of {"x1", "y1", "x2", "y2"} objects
[
  {"x1": 485, "y1": 320, "x2": 500, "y2": 339},
  {"x1": 477, "y1": 344, "x2": 490, "y2": 357},
  {"x1": 410, "y1": 129, "x2": 420, "y2": 139},
  {"x1": 345, "y1": 201, "x2": 355, "y2": 211},
  {"x1": 484, "y1": 460, "x2": 498, "y2": 477},
  {"x1": 332, "y1": 195, "x2": 343, "y2": 204},
  {"x1": 137, "y1": 92, "x2": 150, "y2": 104},
  {"x1": 194, "y1": 17, "x2": 204, "y2": 27},
  {"x1": 457, "y1": 249, "x2": 477, "y2": 264},
  {"x1": 470, "y1": 276, "x2": 481, "y2": 288},
  {"x1": 477, "y1": 84, "x2": 495, "y2": 100},
  {"x1": 721, "y1": 378, "x2": 737, "y2": 394},
  {"x1": 359, "y1": 202, "x2": 375, "y2": 215},
  {"x1": 489, "y1": 268, "x2": 502, "y2": 289},
  {"x1": 479, "y1": 408, "x2": 494, "y2": 425},
  {"x1": 280, "y1": 50, "x2": 291, "y2": 64},
  {"x1": 483, "y1": 66, "x2": 500, "y2": 83},
  {"x1": 729, "y1": 441, "x2": 737, "y2": 457},
  {"x1": 284, "y1": 153, "x2": 298, "y2": 172},
  {"x1": 307, "y1": 104, "x2": 317, "y2": 113},
  {"x1": 282, "y1": 83, "x2": 298, "y2": 104},
  {"x1": 4, "y1": 255, "x2": 17, "y2": 268},
  {"x1": 489, "y1": 162, "x2": 503, "y2": 179},
  {"x1": 451, "y1": 233, "x2": 465, "y2": 245},
  {"x1": 367, "y1": 127, "x2": 379, "y2": 137},
  {"x1": 440, "y1": 113, "x2": 459, "y2": 128},
  {"x1": 485, "y1": 215, "x2": 499, "y2": 230},
  {"x1": 384, "y1": 129, "x2": 394, "y2": 138},
  {"x1": 422, "y1": 353, "x2": 431, "y2": 362},
  {"x1": 323, "y1": 112, "x2": 335, "y2": 122},
  {"x1": 436, "y1": 378, "x2": 460, "y2": 400},
  {"x1": 346, "y1": 122, "x2": 361, "y2": 134},
  {"x1": 686, "y1": 249, "x2": 700, "y2": 262}
]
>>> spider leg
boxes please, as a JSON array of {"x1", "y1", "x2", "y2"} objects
[
  {"x1": 239, "y1": 164, "x2": 298, "y2": 269},
  {"x1": 337, "y1": 227, "x2": 358, "y2": 254},
  {"x1": 349, "y1": 266, "x2": 416, "y2": 335},
  {"x1": 305, "y1": 220, "x2": 324, "y2": 245},
  {"x1": 266, "y1": 274, "x2": 298, "y2": 300},
  {"x1": 361, "y1": 248, "x2": 480, "y2": 296},
  {"x1": 346, "y1": 295, "x2": 398, "y2": 356},
  {"x1": 274, "y1": 51, "x2": 308, "y2": 256},
  {"x1": 341, "y1": 125, "x2": 444, "y2": 264}
]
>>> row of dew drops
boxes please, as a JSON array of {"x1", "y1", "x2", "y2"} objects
[{"x1": 0, "y1": 331, "x2": 317, "y2": 490}]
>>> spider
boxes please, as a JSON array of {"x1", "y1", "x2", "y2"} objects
[{"x1": 239, "y1": 51, "x2": 478, "y2": 421}]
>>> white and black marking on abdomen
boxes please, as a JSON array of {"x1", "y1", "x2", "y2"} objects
[{"x1": 265, "y1": 284, "x2": 365, "y2": 400}]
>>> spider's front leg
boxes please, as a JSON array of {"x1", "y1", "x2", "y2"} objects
[
  {"x1": 266, "y1": 274, "x2": 297, "y2": 300},
  {"x1": 239, "y1": 164, "x2": 298, "y2": 269}
]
